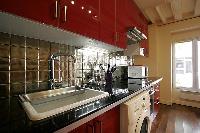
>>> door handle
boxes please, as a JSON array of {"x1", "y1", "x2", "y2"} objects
[
  {"x1": 64, "y1": 5, "x2": 68, "y2": 22},
  {"x1": 87, "y1": 124, "x2": 94, "y2": 133},
  {"x1": 55, "y1": 0, "x2": 59, "y2": 18},
  {"x1": 94, "y1": 120, "x2": 102, "y2": 133}
]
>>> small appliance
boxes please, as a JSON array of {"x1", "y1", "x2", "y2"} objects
[{"x1": 112, "y1": 65, "x2": 148, "y2": 82}]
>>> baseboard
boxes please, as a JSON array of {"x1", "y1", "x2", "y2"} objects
[
  {"x1": 160, "y1": 99, "x2": 172, "y2": 105},
  {"x1": 179, "y1": 91, "x2": 200, "y2": 101},
  {"x1": 172, "y1": 99, "x2": 200, "y2": 108}
]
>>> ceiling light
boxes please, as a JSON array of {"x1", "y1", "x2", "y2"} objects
[
  {"x1": 88, "y1": 10, "x2": 92, "y2": 14},
  {"x1": 81, "y1": 6, "x2": 84, "y2": 10}
]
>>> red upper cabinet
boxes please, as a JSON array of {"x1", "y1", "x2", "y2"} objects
[
  {"x1": 0, "y1": 0, "x2": 59, "y2": 27},
  {"x1": 59, "y1": 0, "x2": 100, "y2": 40},
  {"x1": 99, "y1": 0, "x2": 116, "y2": 45},
  {"x1": 116, "y1": 0, "x2": 127, "y2": 49},
  {"x1": 59, "y1": 0, "x2": 85, "y2": 35},
  {"x1": 84, "y1": 0, "x2": 100, "y2": 40},
  {"x1": 0, "y1": 0, "x2": 100, "y2": 40},
  {"x1": 0, "y1": 0, "x2": 148, "y2": 51},
  {"x1": 115, "y1": 0, "x2": 149, "y2": 50}
]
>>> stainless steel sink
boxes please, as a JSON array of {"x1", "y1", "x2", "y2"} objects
[{"x1": 19, "y1": 87, "x2": 109, "y2": 121}]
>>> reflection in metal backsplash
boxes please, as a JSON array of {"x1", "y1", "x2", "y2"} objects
[
  {"x1": 75, "y1": 48, "x2": 109, "y2": 86},
  {"x1": 75, "y1": 47, "x2": 132, "y2": 87},
  {"x1": 52, "y1": 48, "x2": 76, "y2": 88}
]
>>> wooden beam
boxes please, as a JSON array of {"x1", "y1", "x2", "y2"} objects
[
  {"x1": 145, "y1": 8, "x2": 158, "y2": 23},
  {"x1": 156, "y1": 5, "x2": 167, "y2": 24},
  {"x1": 195, "y1": 0, "x2": 200, "y2": 16},
  {"x1": 170, "y1": 0, "x2": 182, "y2": 20}
]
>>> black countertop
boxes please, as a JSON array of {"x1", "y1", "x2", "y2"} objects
[{"x1": 21, "y1": 77, "x2": 162, "y2": 133}]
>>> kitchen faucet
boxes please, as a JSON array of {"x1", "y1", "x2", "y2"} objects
[{"x1": 49, "y1": 53, "x2": 76, "y2": 89}]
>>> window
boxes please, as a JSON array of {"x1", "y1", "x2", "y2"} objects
[{"x1": 173, "y1": 39, "x2": 200, "y2": 91}]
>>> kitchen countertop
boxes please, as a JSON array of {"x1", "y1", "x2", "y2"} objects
[{"x1": 25, "y1": 77, "x2": 162, "y2": 133}]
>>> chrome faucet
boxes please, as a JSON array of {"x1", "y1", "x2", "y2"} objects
[{"x1": 49, "y1": 53, "x2": 76, "y2": 89}]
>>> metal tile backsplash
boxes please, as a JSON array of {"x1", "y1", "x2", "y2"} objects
[
  {"x1": 0, "y1": 32, "x2": 132, "y2": 132},
  {"x1": 0, "y1": 32, "x2": 76, "y2": 98}
]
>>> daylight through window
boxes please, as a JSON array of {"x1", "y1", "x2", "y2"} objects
[{"x1": 174, "y1": 39, "x2": 200, "y2": 91}]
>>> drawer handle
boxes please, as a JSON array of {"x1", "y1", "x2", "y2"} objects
[
  {"x1": 94, "y1": 120, "x2": 102, "y2": 133},
  {"x1": 64, "y1": 5, "x2": 68, "y2": 22}
]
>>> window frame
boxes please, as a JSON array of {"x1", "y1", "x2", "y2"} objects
[{"x1": 172, "y1": 39, "x2": 200, "y2": 91}]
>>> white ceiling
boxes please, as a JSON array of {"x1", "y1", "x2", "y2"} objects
[{"x1": 134, "y1": 0, "x2": 200, "y2": 25}]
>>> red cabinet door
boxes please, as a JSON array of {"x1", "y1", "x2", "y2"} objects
[
  {"x1": 69, "y1": 106, "x2": 120, "y2": 133},
  {"x1": 94, "y1": 106, "x2": 120, "y2": 133},
  {"x1": 59, "y1": 0, "x2": 100, "y2": 40},
  {"x1": 125, "y1": 0, "x2": 137, "y2": 27},
  {"x1": 115, "y1": 0, "x2": 149, "y2": 50},
  {"x1": 99, "y1": 0, "x2": 116, "y2": 45},
  {"x1": 0, "y1": 0, "x2": 59, "y2": 27},
  {"x1": 68, "y1": 123, "x2": 86, "y2": 133},
  {"x1": 84, "y1": 0, "x2": 100, "y2": 40},
  {"x1": 116, "y1": 0, "x2": 127, "y2": 49},
  {"x1": 59, "y1": 0, "x2": 85, "y2": 35}
]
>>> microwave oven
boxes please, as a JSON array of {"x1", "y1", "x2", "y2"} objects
[
  {"x1": 112, "y1": 66, "x2": 148, "y2": 82},
  {"x1": 128, "y1": 66, "x2": 148, "y2": 78}
]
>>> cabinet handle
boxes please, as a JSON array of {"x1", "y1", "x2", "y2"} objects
[
  {"x1": 55, "y1": 0, "x2": 59, "y2": 18},
  {"x1": 94, "y1": 120, "x2": 102, "y2": 133},
  {"x1": 87, "y1": 124, "x2": 94, "y2": 133},
  {"x1": 64, "y1": 5, "x2": 68, "y2": 22},
  {"x1": 115, "y1": 32, "x2": 119, "y2": 42}
]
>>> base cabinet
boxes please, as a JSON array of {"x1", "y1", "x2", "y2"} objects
[
  {"x1": 95, "y1": 106, "x2": 120, "y2": 133},
  {"x1": 69, "y1": 106, "x2": 120, "y2": 133}
]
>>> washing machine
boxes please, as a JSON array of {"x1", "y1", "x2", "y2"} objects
[{"x1": 120, "y1": 90, "x2": 151, "y2": 133}]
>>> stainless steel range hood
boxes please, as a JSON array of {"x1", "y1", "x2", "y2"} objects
[{"x1": 127, "y1": 27, "x2": 147, "y2": 45}]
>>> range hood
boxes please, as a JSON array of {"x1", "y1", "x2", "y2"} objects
[{"x1": 127, "y1": 27, "x2": 147, "y2": 45}]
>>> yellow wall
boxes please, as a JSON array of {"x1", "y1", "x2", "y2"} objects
[{"x1": 134, "y1": 17, "x2": 200, "y2": 107}]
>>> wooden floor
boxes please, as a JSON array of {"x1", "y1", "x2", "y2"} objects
[{"x1": 150, "y1": 104, "x2": 200, "y2": 133}]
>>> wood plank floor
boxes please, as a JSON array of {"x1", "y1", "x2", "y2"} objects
[{"x1": 151, "y1": 104, "x2": 200, "y2": 133}]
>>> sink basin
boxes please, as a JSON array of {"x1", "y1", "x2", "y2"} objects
[{"x1": 19, "y1": 87, "x2": 109, "y2": 121}]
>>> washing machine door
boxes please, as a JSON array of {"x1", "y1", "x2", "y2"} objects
[
  {"x1": 140, "y1": 117, "x2": 149, "y2": 133},
  {"x1": 136, "y1": 109, "x2": 151, "y2": 133}
]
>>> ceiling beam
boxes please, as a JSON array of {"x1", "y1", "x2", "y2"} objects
[
  {"x1": 144, "y1": 8, "x2": 158, "y2": 23},
  {"x1": 155, "y1": 5, "x2": 167, "y2": 24},
  {"x1": 195, "y1": 0, "x2": 200, "y2": 16},
  {"x1": 170, "y1": 0, "x2": 182, "y2": 20}
]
